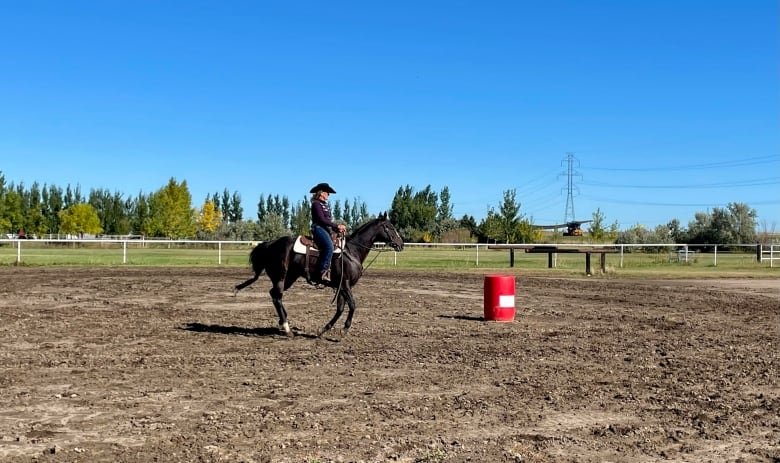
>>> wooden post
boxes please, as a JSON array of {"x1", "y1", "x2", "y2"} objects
[
  {"x1": 756, "y1": 243, "x2": 762, "y2": 263},
  {"x1": 547, "y1": 252, "x2": 554, "y2": 268},
  {"x1": 585, "y1": 252, "x2": 592, "y2": 275},
  {"x1": 600, "y1": 252, "x2": 606, "y2": 273},
  {"x1": 509, "y1": 248, "x2": 515, "y2": 267}
]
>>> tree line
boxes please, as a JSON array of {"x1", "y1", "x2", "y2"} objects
[
  {"x1": 0, "y1": 171, "x2": 764, "y2": 245},
  {"x1": 0, "y1": 173, "x2": 374, "y2": 241}
]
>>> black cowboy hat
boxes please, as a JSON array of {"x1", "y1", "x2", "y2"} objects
[{"x1": 309, "y1": 182, "x2": 336, "y2": 194}]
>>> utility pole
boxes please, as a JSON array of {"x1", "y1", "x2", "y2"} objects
[{"x1": 560, "y1": 152, "x2": 582, "y2": 223}]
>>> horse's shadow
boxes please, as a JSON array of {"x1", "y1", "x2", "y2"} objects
[{"x1": 180, "y1": 322, "x2": 319, "y2": 339}]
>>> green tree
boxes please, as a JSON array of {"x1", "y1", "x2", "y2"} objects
[
  {"x1": 437, "y1": 186, "x2": 453, "y2": 222},
  {"x1": 0, "y1": 187, "x2": 23, "y2": 235},
  {"x1": 496, "y1": 189, "x2": 521, "y2": 243},
  {"x1": 479, "y1": 210, "x2": 504, "y2": 243},
  {"x1": 64, "y1": 184, "x2": 83, "y2": 209},
  {"x1": 343, "y1": 199, "x2": 352, "y2": 227},
  {"x1": 257, "y1": 194, "x2": 267, "y2": 222},
  {"x1": 228, "y1": 191, "x2": 243, "y2": 223},
  {"x1": 58, "y1": 203, "x2": 103, "y2": 237},
  {"x1": 148, "y1": 178, "x2": 196, "y2": 239},
  {"x1": 459, "y1": 214, "x2": 478, "y2": 237},
  {"x1": 290, "y1": 197, "x2": 311, "y2": 236},
  {"x1": 684, "y1": 202, "x2": 757, "y2": 248},
  {"x1": 130, "y1": 192, "x2": 151, "y2": 236},
  {"x1": 257, "y1": 212, "x2": 289, "y2": 241},
  {"x1": 221, "y1": 188, "x2": 231, "y2": 222},
  {"x1": 666, "y1": 218, "x2": 685, "y2": 243},
  {"x1": 24, "y1": 182, "x2": 47, "y2": 236},
  {"x1": 332, "y1": 199, "x2": 342, "y2": 221},
  {"x1": 88, "y1": 188, "x2": 131, "y2": 235},
  {"x1": 43, "y1": 184, "x2": 64, "y2": 234},
  {"x1": 727, "y1": 202, "x2": 757, "y2": 244},
  {"x1": 0, "y1": 173, "x2": 13, "y2": 233},
  {"x1": 389, "y1": 185, "x2": 437, "y2": 242},
  {"x1": 587, "y1": 208, "x2": 618, "y2": 243}
]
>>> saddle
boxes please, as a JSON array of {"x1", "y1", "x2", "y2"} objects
[
  {"x1": 294, "y1": 232, "x2": 345, "y2": 284},
  {"x1": 293, "y1": 233, "x2": 344, "y2": 255}
]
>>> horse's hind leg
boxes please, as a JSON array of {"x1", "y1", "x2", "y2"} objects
[{"x1": 269, "y1": 286, "x2": 292, "y2": 337}]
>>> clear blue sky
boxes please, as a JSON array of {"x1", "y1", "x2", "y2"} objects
[{"x1": 1, "y1": 1, "x2": 778, "y2": 230}]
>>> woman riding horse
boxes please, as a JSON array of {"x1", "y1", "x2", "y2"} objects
[
  {"x1": 234, "y1": 212, "x2": 404, "y2": 337},
  {"x1": 309, "y1": 182, "x2": 346, "y2": 283}
]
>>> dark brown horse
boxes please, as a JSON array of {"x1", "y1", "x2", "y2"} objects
[{"x1": 234, "y1": 213, "x2": 404, "y2": 337}]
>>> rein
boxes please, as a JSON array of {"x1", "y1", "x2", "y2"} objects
[
  {"x1": 345, "y1": 239, "x2": 397, "y2": 272},
  {"x1": 328, "y1": 239, "x2": 393, "y2": 304}
]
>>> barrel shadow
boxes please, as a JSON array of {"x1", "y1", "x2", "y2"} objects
[{"x1": 437, "y1": 314, "x2": 485, "y2": 322}]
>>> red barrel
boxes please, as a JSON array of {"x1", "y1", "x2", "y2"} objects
[{"x1": 483, "y1": 275, "x2": 516, "y2": 322}]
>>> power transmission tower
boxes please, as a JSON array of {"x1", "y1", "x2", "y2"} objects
[{"x1": 560, "y1": 153, "x2": 582, "y2": 223}]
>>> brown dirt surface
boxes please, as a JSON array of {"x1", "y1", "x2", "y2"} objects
[{"x1": 0, "y1": 266, "x2": 778, "y2": 462}]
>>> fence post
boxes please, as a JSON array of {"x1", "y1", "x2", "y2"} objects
[
  {"x1": 713, "y1": 245, "x2": 717, "y2": 267},
  {"x1": 218, "y1": 242, "x2": 222, "y2": 265},
  {"x1": 123, "y1": 240, "x2": 127, "y2": 264},
  {"x1": 620, "y1": 245, "x2": 624, "y2": 268},
  {"x1": 475, "y1": 243, "x2": 479, "y2": 267},
  {"x1": 16, "y1": 240, "x2": 21, "y2": 264}
]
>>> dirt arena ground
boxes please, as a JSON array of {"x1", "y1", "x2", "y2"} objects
[{"x1": 0, "y1": 266, "x2": 777, "y2": 462}]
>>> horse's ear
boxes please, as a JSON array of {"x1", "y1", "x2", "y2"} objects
[{"x1": 379, "y1": 211, "x2": 387, "y2": 220}]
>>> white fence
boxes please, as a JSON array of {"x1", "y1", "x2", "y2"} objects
[
  {"x1": 0, "y1": 238, "x2": 255, "y2": 265},
  {"x1": 760, "y1": 244, "x2": 780, "y2": 268},
  {"x1": 1, "y1": 238, "x2": 776, "y2": 269}
]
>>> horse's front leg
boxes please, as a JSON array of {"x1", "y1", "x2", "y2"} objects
[
  {"x1": 341, "y1": 288, "x2": 357, "y2": 335},
  {"x1": 269, "y1": 286, "x2": 292, "y2": 337},
  {"x1": 318, "y1": 290, "x2": 347, "y2": 337}
]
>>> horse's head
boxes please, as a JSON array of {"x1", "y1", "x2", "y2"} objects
[{"x1": 377, "y1": 212, "x2": 404, "y2": 252}]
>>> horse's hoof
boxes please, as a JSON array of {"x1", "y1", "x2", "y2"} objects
[{"x1": 279, "y1": 322, "x2": 293, "y2": 337}]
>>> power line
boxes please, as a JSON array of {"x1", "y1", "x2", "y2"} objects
[
  {"x1": 581, "y1": 194, "x2": 780, "y2": 207},
  {"x1": 581, "y1": 177, "x2": 780, "y2": 189},
  {"x1": 583, "y1": 155, "x2": 780, "y2": 172}
]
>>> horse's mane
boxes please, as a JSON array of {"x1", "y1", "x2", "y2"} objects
[{"x1": 348, "y1": 216, "x2": 383, "y2": 240}]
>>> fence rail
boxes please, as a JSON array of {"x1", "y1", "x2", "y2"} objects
[
  {"x1": 1, "y1": 239, "x2": 778, "y2": 272},
  {"x1": 760, "y1": 244, "x2": 780, "y2": 268}
]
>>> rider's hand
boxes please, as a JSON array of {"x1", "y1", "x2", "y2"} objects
[{"x1": 337, "y1": 224, "x2": 347, "y2": 233}]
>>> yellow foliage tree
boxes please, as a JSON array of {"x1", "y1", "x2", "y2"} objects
[
  {"x1": 197, "y1": 200, "x2": 222, "y2": 234},
  {"x1": 59, "y1": 203, "x2": 103, "y2": 238}
]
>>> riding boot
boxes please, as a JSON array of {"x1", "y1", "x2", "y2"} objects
[{"x1": 320, "y1": 269, "x2": 331, "y2": 283}]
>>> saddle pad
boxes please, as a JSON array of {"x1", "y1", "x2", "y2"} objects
[{"x1": 293, "y1": 236, "x2": 344, "y2": 255}]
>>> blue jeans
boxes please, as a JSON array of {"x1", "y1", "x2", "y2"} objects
[{"x1": 312, "y1": 225, "x2": 333, "y2": 274}]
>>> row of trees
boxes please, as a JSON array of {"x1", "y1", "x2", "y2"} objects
[
  {"x1": 0, "y1": 172, "x2": 373, "y2": 241},
  {"x1": 0, "y1": 171, "x2": 765, "y2": 245},
  {"x1": 613, "y1": 203, "x2": 760, "y2": 248},
  {"x1": 388, "y1": 186, "x2": 544, "y2": 244}
]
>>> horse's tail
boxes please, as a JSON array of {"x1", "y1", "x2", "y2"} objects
[{"x1": 234, "y1": 241, "x2": 270, "y2": 293}]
